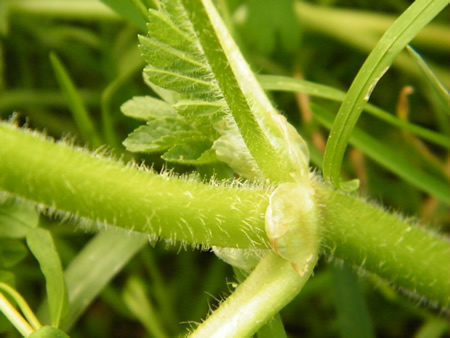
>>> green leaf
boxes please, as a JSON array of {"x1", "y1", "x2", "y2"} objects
[
  {"x1": 121, "y1": 96, "x2": 178, "y2": 121},
  {"x1": 312, "y1": 104, "x2": 450, "y2": 205},
  {"x1": 26, "y1": 229, "x2": 68, "y2": 328},
  {"x1": 258, "y1": 74, "x2": 449, "y2": 149},
  {"x1": 242, "y1": 0, "x2": 300, "y2": 55},
  {"x1": 28, "y1": 326, "x2": 69, "y2": 338},
  {"x1": 0, "y1": 239, "x2": 27, "y2": 268},
  {"x1": 49, "y1": 52, "x2": 102, "y2": 148},
  {"x1": 122, "y1": 118, "x2": 191, "y2": 153},
  {"x1": 322, "y1": 0, "x2": 448, "y2": 191},
  {"x1": 162, "y1": 137, "x2": 216, "y2": 164},
  {"x1": 0, "y1": 198, "x2": 39, "y2": 239},
  {"x1": 99, "y1": 0, "x2": 149, "y2": 31},
  {"x1": 407, "y1": 45, "x2": 449, "y2": 115},
  {"x1": 122, "y1": 276, "x2": 166, "y2": 337},
  {"x1": 124, "y1": 0, "x2": 310, "y2": 183},
  {"x1": 332, "y1": 264, "x2": 375, "y2": 338},
  {"x1": 58, "y1": 231, "x2": 147, "y2": 331}
]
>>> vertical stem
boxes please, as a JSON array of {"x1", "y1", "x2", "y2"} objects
[{"x1": 190, "y1": 250, "x2": 319, "y2": 337}]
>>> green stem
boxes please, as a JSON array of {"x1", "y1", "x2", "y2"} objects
[
  {"x1": 0, "y1": 123, "x2": 448, "y2": 308},
  {"x1": 0, "y1": 122, "x2": 269, "y2": 249},
  {"x1": 190, "y1": 251, "x2": 317, "y2": 337},
  {"x1": 181, "y1": 0, "x2": 300, "y2": 183},
  {"x1": 0, "y1": 292, "x2": 34, "y2": 337},
  {"x1": 0, "y1": 283, "x2": 42, "y2": 331},
  {"x1": 313, "y1": 178, "x2": 450, "y2": 309},
  {"x1": 10, "y1": 0, "x2": 120, "y2": 20}
]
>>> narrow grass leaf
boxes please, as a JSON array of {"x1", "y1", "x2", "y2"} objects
[
  {"x1": 407, "y1": 45, "x2": 449, "y2": 115},
  {"x1": 26, "y1": 228, "x2": 68, "y2": 328},
  {"x1": 122, "y1": 276, "x2": 166, "y2": 337},
  {"x1": 59, "y1": 231, "x2": 147, "y2": 331},
  {"x1": 49, "y1": 52, "x2": 102, "y2": 148},
  {"x1": 332, "y1": 264, "x2": 375, "y2": 338},
  {"x1": 99, "y1": 0, "x2": 148, "y2": 31},
  {"x1": 0, "y1": 198, "x2": 38, "y2": 239},
  {"x1": 0, "y1": 239, "x2": 27, "y2": 268},
  {"x1": 322, "y1": 0, "x2": 448, "y2": 191},
  {"x1": 313, "y1": 104, "x2": 450, "y2": 205},
  {"x1": 259, "y1": 74, "x2": 449, "y2": 148}
]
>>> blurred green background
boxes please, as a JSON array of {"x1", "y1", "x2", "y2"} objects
[{"x1": 0, "y1": 0, "x2": 448, "y2": 337}]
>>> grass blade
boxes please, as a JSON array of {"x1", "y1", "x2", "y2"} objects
[
  {"x1": 26, "y1": 228, "x2": 68, "y2": 328},
  {"x1": 259, "y1": 75, "x2": 449, "y2": 149},
  {"x1": 313, "y1": 104, "x2": 450, "y2": 205},
  {"x1": 99, "y1": 0, "x2": 149, "y2": 31},
  {"x1": 321, "y1": 0, "x2": 448, "y2": 191},
  {"x1": 122, "y1": 276, "x2": 166, "y2": 337},
  {"x1": 49, "y1": 52, "x2": 102, "y2": 148},
  {"x1": 407, "y1": 45, "x2": 449, "y2": 115},
  {"x1": 59, "y1": 231, "x2": 147, "y2": 331},
  {"x1": 332, "y1": 264, "x2": 375, "y2": 338}
]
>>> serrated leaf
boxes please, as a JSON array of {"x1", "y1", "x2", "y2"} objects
[
  {"x1": 123, "y1": 118, "x2": 189, "y2": 153},
  {"x1": 139, "y1": 35, "x2": 210, "y2": 75},
  {"x1": 121, "y1": 96, "x2": 177, "y2": 121},
  {"x1": 144, "y1": 65, "x2": 216, "y2": 94},
  {"x1": 173, "y1": 100, "x2": 225, "y2": 117},
  {"x1": 146, "y1": 5, "x2": 197, "y2": 53},
  {"x1": 125, "y1": 0, "x2": 310, "y2": 182},
  {"x1": 162, "y1": 137, "x2": 216, "y2": 164}
]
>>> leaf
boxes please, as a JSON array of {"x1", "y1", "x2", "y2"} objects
[
  {"x1": 322, "y1": 0, "x2": 448, "y2": 191},
  {"x1": 332, "y1": 264, "x2": 375, "y2": 338},
  {"x1": 121, "y1": 96, "x2": 178, "y2": 121},
  {"x1": 258, "y1": 75, "x2": 449, "y2": 149},
  {"x1": 162, "y1": 137, "x2": 216, "y2": 164},
  {"x1": 122, "y1": 118, "x2": 190, "y2": 153},
  {"x1": 49, "y1": 52, "x2": 102, "y2": 148},
  {"x1": 122, "y1": 276, "x2": 166, "y2": 337},
  {"x1": 312, "y1": 104, "x2": 450, "y2": 205},
  {"x1": 123, "y1": 0, "x2": 310, "y2": 183},
  {"x1": 407, "y1": 45, "x2": 449, "y2": 115},
  {"x1": 242, "y1": 0, "x2": 300, "y2": 55},
  {"x1": 0, "y1": 239, "x2": 27, "y2": 268},
  {"x1": 0, "y1": 198, "x2": 39, "y2": 239},
  {"x1": 58, "y1": 231, "x2": 147, "y2": 331},
  {"x1": 26, "y1": 228, "x2": 68, "y2": 328},
  {"x1": 28, "y1": 326, "x2": 69, "y2": 338},
  {"x1": 99, "y1": 0, "x2": 149, "y2": 31}
]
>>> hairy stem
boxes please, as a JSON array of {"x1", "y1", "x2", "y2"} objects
[
  {"x1": 0, "y1": 122, "x2": 269, "y2": 249},
  {"x1": 191, "y1": 251, "x2": 318, "y2": 337},
  {"x1": 0, "y1": 123, "x2": 448, "y2": 307}
]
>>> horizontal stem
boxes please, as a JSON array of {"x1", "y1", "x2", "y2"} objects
[
  {"x1": 0, "y1": 123, "x2": 448, "y2": 307},
  {"x1": 0, "y1": 122, "x2": 269, "y2": 249},
  {"x1": 313, "y1": 178, "x2": 449, "y2": 309},
  {"x1": 10, "y1": 0, "x2": 120, "y2": 20}
]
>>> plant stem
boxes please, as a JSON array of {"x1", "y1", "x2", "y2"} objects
[
  {"x1": 10, "y1": 0, "x2": 120, "y2": 21},
  {"x1": 190, "y1": 251, "x2": 317, "y2": 337},
  {"x1": 313, "y1": 178, "x2": 450, "y2": 309},
  {"x1": 0, "y1": 122, "x2": 269, "y2": 249},
  {"x1": 0, "y1": 123, "x2": 448, "y2": 308},
  {"x1": 0, "y1": 283, "x2": 41, "y2": 331},
  {"x1": 0, "y1": 292, "x2": 34, "y2": 337}
]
